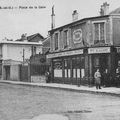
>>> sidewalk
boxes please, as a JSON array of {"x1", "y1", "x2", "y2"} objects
[{"x1": 0, "y1": 80, "x2": 120, "y2": 96}]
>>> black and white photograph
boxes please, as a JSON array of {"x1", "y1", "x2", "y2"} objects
[{"x1": 0, "y1": 0, "x2": 120, "y2": 120}]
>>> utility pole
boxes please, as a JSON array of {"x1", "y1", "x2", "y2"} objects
[{"x1": 22, "y1": 48, "x2": 25, "y2": 65}]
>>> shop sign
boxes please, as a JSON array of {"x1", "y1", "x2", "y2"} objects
[
  {"x1": 47, "y1": 49, "x2": 83, "y2": 58},
  {"x1": 3, "y1": 60, "x2": 11, "y2": 65},
  {"x1": 88, "y1": 47, "x2": 110, "y2": 54},
  {"x1": 116, "y1": 47, "x2": 120, "y2": 53},
  {"x1": 73, "y1": 29, "x2": 82, "y2": 44}
]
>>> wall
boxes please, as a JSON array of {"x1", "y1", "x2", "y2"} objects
[
  {"x1": 20, "y1": 65, "x2": 28, "y2": 82},
  {"x1": 71, "y1": 22, "x2": 87, "y2": 48},
  {"x1": 112, "y1": 16, "x2": 120, "y2": 45},
  {"x1": 88, "y1": 17, "x2": 112, "y2": 46},
  {"x1": 2, "y1": 44, "x2": 42, "y2": 61},
  {"x1": 50, "y1": 16, "x2": 112, "y2": 53},
  {"x1": 50, "y1": 23, "x2": 87, "y2": 52},
  {"x1": 42, "y1": 37, "x2": 50, "y2": 54},
  {"x1": 10, "y1": 65, "x2": 20, "y2": 81}
]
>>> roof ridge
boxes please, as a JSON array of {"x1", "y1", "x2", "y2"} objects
[{"x1": 109, "y1": 7, "x2": 120, "y2": 15}]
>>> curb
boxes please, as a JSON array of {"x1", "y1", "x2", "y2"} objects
[{"x1": 0, "y1": 80, "x2": 120, "y2": 97}]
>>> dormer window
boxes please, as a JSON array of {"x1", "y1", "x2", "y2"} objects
[{"x1": 93, "y1": 22, "x2": 106, "y2": 44}]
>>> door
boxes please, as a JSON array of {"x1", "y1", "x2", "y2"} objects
[
  {"x1": 93, "y1": 54, "x2": 108, "y2": 85},
  {"x1": 5, "y1": 66, "x2": 10, "y2": 80},
  {"x1": 100, "y1": 54, "x2": 108, "y2": 74}
]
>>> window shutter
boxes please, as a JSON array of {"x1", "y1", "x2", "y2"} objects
[
  {"x1": 106, "y1": 21, "x2": 111, "y2": 45},
  {"x1": 89, "y1": 22, "x2": 94, "y2": 45}
]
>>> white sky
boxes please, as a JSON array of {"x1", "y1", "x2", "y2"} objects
[{"x1": 0, "y1": 0, "x2": 120, "y2": 40}]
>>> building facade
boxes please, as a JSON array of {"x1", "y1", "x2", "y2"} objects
[
  {"x1": 0, "y1": 40, "x2": 42, "y2": 81},
  {"x1": 47, "y1": 5, "x2": 120, "y2": 86}
]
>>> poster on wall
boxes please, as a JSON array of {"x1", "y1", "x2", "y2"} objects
[
  {"x1": 54, "y1": 69, "x2": 62, "y2": 77},
  {"x1": 73, "y1": 29, "x2": 82, "y2": 44},
  {"x1": 68, "y1": 69, "x2": 71, "y2": 78},
  {"x1": 77, "y1": 69, "x2": 80, "y2": 78},
  {"x1": 73, "y1": 69, "x2": 76, "y2": 78}
]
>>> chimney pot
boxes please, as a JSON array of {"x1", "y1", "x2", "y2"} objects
[
  {"x1": 100, "y1": 2, "x2": 109, "y2": 16},
  {"x1": 72, "y1": 10, "x2": 78, "y2": 22},
  {"x1": 21, "y1": 33, "x2": 27, "y2": 42}
]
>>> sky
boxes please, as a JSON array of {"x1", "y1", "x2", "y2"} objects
[{"x1": 0, "y1": 0, "x2": 120, "y2": 40}]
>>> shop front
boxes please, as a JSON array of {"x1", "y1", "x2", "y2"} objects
[
  {"x1": 113, "y1": 47, "x2": 120, "y2": 86},
  {"x1": 88, "y1": 47, "x2": 111, "y2": 86},
  {"x1": 47, "y1": 49, "x2": 86, "y2": 86}
]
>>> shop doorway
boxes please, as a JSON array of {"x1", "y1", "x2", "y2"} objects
[{"x1": 93, "y1": 54, "x2": 108, "y2": 80}]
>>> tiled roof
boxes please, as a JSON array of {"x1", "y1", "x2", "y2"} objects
[
  {"x1": 27, "y1": 33, "x2": 44, "y2": 41},
  {"x1": 109, "y1": 7, "x2": 120, "y2": 15},
  {"x1": 16, "y1": 33, "x2": 44, "y2": 42}
]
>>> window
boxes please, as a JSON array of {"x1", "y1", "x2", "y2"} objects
[
  {"x1": 64, "y1": 58, "x2": 71, "y2": 78},
  {"x1": 94, "y1": 22, "x2": 105, "y2": 44},
  {"x1": 72, "y1": 57, "x2": 85, "y2": 78},
  {"x1": 53, "y1": 59, "x2": 62, "y2": 77},
  {"x1": 64, "y1": 30, "x2": 68, "y2": 48},
  {"x1": 54, "y1": 33, "x2": 58, "y2": 50}
]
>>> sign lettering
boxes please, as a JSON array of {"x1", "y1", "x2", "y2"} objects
[
  {"x1": 88, "y1": 47, "x2": 110, "y2": 54},
  {"x1": 47, "y1": 49, "x2": 83, "y2": 58}
]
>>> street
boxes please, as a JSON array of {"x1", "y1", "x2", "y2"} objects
[{"x1": 0, "y1": 83, "x2": 120, "y2": 120}]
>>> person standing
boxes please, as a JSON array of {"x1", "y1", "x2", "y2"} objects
[
  {"x1": 45, "y1": 71, "x2": 50, "y2": 83},
  {"x1": 94, "y1": 69, "x2": 102, "y2": 89}
]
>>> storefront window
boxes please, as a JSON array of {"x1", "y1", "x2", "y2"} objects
[
  {"x1": 72, "y1": 58, "x2": 76, "y2": 78},
  {"x1": 53, "y1": 59, "x2": 62, "y2": 77},
  {"x1": 94, "y1": 56, "x2": 100, "y2": 67},
  {"x1": 64, "y1": 58, "x2": 71, "y2": 78},
  {"x1": 72, "y1": 56, "x2": 85, "y2": 78}
]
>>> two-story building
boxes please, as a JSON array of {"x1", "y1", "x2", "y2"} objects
[
  {"x1": 0, "y1": 39, "x2": 42, "y2": 81},
  {"x1": 47, "y1": 3, "x2": 120, "y2": 86}
]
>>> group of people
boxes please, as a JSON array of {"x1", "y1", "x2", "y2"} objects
[
  {"x1": 45, "y1": 69, "x2": 109, "y2": 88},
  {"x1": 94, "y1": 69, "x2": 109, "y2": 89},
  {"x1": 45, "y1": 68, "x2": 111, "y2": 89}
]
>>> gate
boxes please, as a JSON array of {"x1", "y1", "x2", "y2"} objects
[{"x1": 20, "y1": 65, "x2": 28, "y2": 82}]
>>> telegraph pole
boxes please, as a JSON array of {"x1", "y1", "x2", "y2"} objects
[{"x1": 22, "y1": 48, "x2": 25, "y2": 65}]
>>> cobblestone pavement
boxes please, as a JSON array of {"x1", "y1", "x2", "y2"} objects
[{"x1": 0, "y1": 83, "x2": 120, "y2": 120}]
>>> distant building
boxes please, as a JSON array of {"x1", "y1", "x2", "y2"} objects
[
  {"x1": 0, "y1": 40, "x2": 42, "y2": 81},
  {"x1": 16, "y1": 33, "x2": 44, "y2": 42},
  {"x1": 47, "y1": 3, "x2": 120, "y2": 86},
  {"x1": 42, "y1": 36, "x2": 50, "y2": 54},
  {"x1": 29, "y1": 36, "x2": 51, "y2": 83}
]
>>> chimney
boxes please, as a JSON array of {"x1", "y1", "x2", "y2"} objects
[
  {"x1": 21, "y1": 33, "x2": 27, "y2": 42},
  {"x1": 51, "y1": 5, "x2": 55, "y2": 29},
  {"x1": 100, "y1": 2, "x2": 109, "y2": 16},
  {"x1": 72, "y1": 10, "x2": 78, "y2": 22}
]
